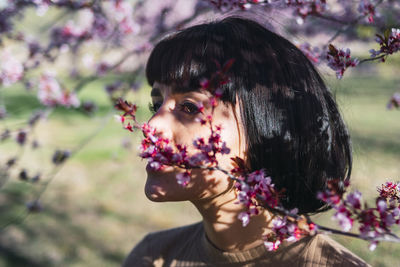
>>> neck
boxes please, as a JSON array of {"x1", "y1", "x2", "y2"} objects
[{"x1": 192, "y1": 189, "x2": 273, "y2": 252}]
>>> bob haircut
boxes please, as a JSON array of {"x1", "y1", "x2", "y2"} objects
[{"x1": 146, "y1": 16, "x2": 352, "y2": 215}]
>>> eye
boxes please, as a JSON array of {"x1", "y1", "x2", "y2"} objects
[
  {"x1": 148, "y1": 102, "x2": 162, "y2": 114},
  {"x1": 178, "y1": 102, "x2": 200, "y2": 115}
]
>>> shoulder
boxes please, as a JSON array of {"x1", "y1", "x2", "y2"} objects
[
  {"x1": 122, "y1": 222, "x2": 204, "y2": 267},
  {"x1": 297, "y1": 234, "x2": 370, "y2": 267}
]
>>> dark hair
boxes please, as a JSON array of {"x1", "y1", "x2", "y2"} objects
[{"x1": 146, "y1": 16, "x2": 352, "y2": 215}]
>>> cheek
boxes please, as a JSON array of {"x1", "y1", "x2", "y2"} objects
[{"x1": 173, "y1": 122, "x2": 207, "y2": 147}]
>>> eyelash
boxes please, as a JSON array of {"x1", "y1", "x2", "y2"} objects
[
  {"x1": 177, "y1": 102, "x2": 200, "y2": 115},
  {"x1": 148, "y1": 101, "x2": 200, "y2": 115},
  {"x1": 148, "y1": 102, "x2": 161, "y2": 114}
]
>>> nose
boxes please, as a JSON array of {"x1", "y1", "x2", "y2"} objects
[{"x1": 147, "y1": 105, "x2": 173, "y2": 141}]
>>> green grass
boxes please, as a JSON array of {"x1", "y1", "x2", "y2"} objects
[{"x1": 1, "y1": 70, "x2": 400, "y2": 266}]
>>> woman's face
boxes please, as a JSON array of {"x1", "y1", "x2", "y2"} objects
[{"x1": 144, "y1": 81, "x2": 245, "y2": 203}]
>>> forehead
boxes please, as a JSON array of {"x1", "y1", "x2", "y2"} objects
[{"x1": 151, "y1": 82, "x2": 212, "y2": 98}]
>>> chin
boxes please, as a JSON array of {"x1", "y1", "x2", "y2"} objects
[
  {"x1": 144, "y1": 182, "x2": 168, "y2": 202},
  {"x1": 144, "y1": 173, "x2": 185, "y2": 202}
]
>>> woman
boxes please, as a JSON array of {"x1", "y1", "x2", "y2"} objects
[{"x1": 123, "y1": 17, "x2": 369, "y2": 266}]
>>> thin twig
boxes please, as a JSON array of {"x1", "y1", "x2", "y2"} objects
[
  {"x1": 312, "y1": 13, "x2": 350, "y2": 25},
  {"x1": 359, "y1": 55, "x2": 386, "y2": 64}
]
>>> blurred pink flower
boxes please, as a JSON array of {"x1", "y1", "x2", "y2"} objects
[
  {"x1": 0, "y1": 50, "x2": 24, "y2": 86},
  {"x1": 358, "y1": 0, "x2": 377, "y2": 23},
  {"x1": 38, "y1": 73, "x2": 80, "y2": 108},
  {"x1": 326, "y1": 45, "x2": 359, "y2": 79},
  {"x1": 176, "y1": 171, "x2": 191, "y2": 186}
]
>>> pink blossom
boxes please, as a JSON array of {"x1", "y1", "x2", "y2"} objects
[
  {"x1": 199, "y1": 78, "x2": 210, "y2": 89},
  {"x1": 326, "y1": 45, "x2": 359, "y2": 79},
  {"x1": 368, "y1": 241, "x2": 378, "y2": 251},
  {"x1": 272, "y1": 217, "x2": 286, "y2": 231},
  {"x1": 346, "y1": 191, "x2": 362, "y2": 210},
  {"x1": 247, "y1": 169, "x2": 265, "y2": 183},
  {"x1": 358, "y1": 0, "x2": 377, "y2": 23},
  {"x1": 171, "y1": 152, "x2": 184, "y2": 164},
  {"x1": 333, "y1": 209, "x2": 353, "y2": 232},
  {"x1": 92, "y1": 13, "x2": 111, "y2": 38},
  {"x1": 114, "y1": 115, "x2": 126, "y2": 123},
  {"x1": 38, "y1": 73, "x2": 62, "y2": 106},
  {"x1": 34, "y1": 0, "x2": 50, "y2": 16},
  {"x1": 381, "y1": 213, "x2": 396, "y2": 228},
  {"x1": 317, "y1": 190, "x2": 341, "y2": 205},
  {"x1": 148, "y1": 161, "x2": 162, "y2": 171},
  {"x1": 107, "y1": 1, "x2": 140, "y2": 35},
  {"x1": 188, "y1": 153, "x2": 208, "y2": 166},
  {"x1": 38, "y1": 73, "x2": 80, "y2": 108},
  {"x1": 264, "y1": 240, "x2": 281, "y2": 251},
  {"x1": 238, "y1": 212, "x2": 250, "y2": 227},
  {"x1": 0, "y1": 50, "x2": 23, "y2": 86},
  {"x1": 392, "y1": 207, "x2": 400, "y2": 226},
  {"x1": 370, "y1": 28, "x2": 400, "y2": 60},
  {"x1": 176, "y1": 171, "x2": 191, "y2": 186},
  {"x1": 62, "y1": 20, "x2": 89, "y2": 39},
  {"x1": 58, "y1": 91, "x2": 80, "y2": 108},
  {"x1": 377, "y1": 199, "x2": 387, "y2": 213},
  {"x1": 377, "y1": 181, "x2": 400, "y2": 200},
  {"x1": 124, "y1": 123, "x2": 134, "y2": 132},
  {"x1": 220, "y1": 142, "x2": 230, "y2": 154}
]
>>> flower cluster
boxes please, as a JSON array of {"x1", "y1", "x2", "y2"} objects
[
  {"x1": 0, "y1": 50, "x2": 24, "y2": 87},
  {"x1": 235, "y1": 170, "x2": 278, "y2": 226},
  {"x1": 358, "y1": 0, "x2": 377, "y2": 23},
  {"x1": 326, "y1": 44, "x2": 359, "y2": 79},
  {"x1": 50, "y1": 20, "x2": 92, "y2": 49},
  {"x1": 38, "y1": 73, "x2": 80, "y2": 108},
  {"x1": 263, "y1": 214, "x2": 316, "y2": 251},
  {"x1": 370, "y1": 28, "x2": 400, "y2": 61},
  {"x1": 233, "y1": 167, "x2": 316, "y2": 250},
  {"x1": 318, "y1": 180, "x2": 400, "y2": 250},
  {"x1": 115, "y1": 93, "x2": 230, "y2": 184},
  {"x1": 107, "y1": 1, "x2": 140, "y2": 35},
  {"x1": 378, "y1": 181, "x2": 399, "y2": 198}
]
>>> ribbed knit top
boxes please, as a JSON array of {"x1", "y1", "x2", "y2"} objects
[{"x1": 123, "y1": 222, "x2": 370, "y2": 267}]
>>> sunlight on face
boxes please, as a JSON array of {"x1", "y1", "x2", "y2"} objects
[{"x1": 144, "y1": 82, "x2": 245, "y2": 204}]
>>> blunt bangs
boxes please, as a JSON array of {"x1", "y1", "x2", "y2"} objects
[
  {"x1": 146, "y1": 23, "x2": 228, "y2": 93},
  {"x1": 145, "y1": 17, "x2": 352, "y2": 215}
]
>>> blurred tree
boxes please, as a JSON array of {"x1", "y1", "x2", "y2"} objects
[{"x1": 0, "y1": 0, "x2": 399, "y2": 247}]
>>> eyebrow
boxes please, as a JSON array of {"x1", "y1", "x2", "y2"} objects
[
  {"x1": 150, "y1": 88, "x2": 162, "y2": 97},
  {"x1": 150, "y1": 86, "x2": 210, "y2": 98}
]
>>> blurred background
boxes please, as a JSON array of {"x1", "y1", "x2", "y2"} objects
[{"x1": 0, "y1": 1, "x2": 399, "y2": 266}]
